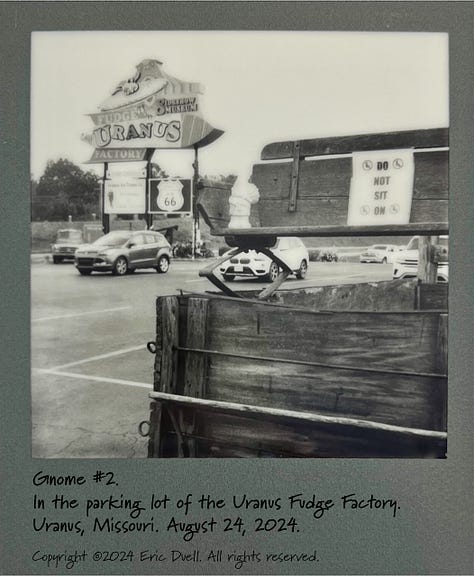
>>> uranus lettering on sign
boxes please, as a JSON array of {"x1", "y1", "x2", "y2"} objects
[
  {"x1": 347, "y1": 149, "x2": 415, "y2": 225},
  {"x1": 92, "y1": 119, "x2": 181, "y2": 148},
  {"x1": 149, "y1": 179, "x2": 192, "y2": 215},
  {"x1": 82, "y1": 59, "x2": 223, "y2": 156}
]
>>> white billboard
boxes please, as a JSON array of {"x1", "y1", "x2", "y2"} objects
[{"x1": 103, "y1": 180, "x2": 146, "y2": 214}]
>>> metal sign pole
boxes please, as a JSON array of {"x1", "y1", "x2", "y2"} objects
[
  {"x1": 145, "y1": 149, "x2": 154, "y2": 230},
  {"x1": 102, "y1": 162, "x2": 109, "y2": 234},
  {"x1": 192, "y1": 145, "x2": 200, "y2": 259}
]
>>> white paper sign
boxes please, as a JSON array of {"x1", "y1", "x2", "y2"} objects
[
  {"x1": 347, "y1": 149, "x2": 415, "y2": 225},
  {"x1": 103, "y1": 179, "x2": 146, "y2": 214}
]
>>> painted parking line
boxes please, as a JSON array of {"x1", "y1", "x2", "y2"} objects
[
  {"x1": 32, "y1": 306, "x2": 131, "y2": 322},
  {"x1": 46, "y1": 344, "x2": 147, "y2": 372},
  {"x1": 36, "y1": 368, "x2": 151, "y2": 390}
]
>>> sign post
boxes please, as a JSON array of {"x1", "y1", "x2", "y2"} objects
[
  {"x1": 192, "y1": 145, "x2": 200, "y2": 259},
  {"x1": 145, "y1": 149, "x2": 154, "y2": 230},
  {"x1": 101, "y1": 162, "x2": 109, "y2": 234}
]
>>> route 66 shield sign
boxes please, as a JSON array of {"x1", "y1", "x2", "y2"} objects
[
  {"x1": 157, "y1": 180, "x2": 184, "y2": 211},
  {"x1": 149, "y1": 179, "x2": 192, "y2": 214}
]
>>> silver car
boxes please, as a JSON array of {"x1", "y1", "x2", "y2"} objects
[
  {"x1": 74, "y1": 230, "x2": 171, "y2": 276},
  {"x1": 51, "y1": 229, "x2": 84, "y2": 263}
]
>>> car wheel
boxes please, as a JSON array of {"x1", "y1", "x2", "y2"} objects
[
  {"x1": 112, "y1": 256, "x2": 128, "y2": 276},
  {"x1": 382, "y1": 257, "x2": 387, "y2": 264},
  {"x1": 296, "y1": 259, "x2": 308, "y2": 279},
  {"x1": 266, "y1": 262, "x2": 279, "y2": 282},
  {"x1": 53, "y1": 256, "x2": 63, "y2": 264},
  {"x1": 156, "y1": 255, "x2": 170, "y2": 274},
  {"x1": 77, "y1": 268, "x2": 92, "y2": 276},
  {"x1": 223, "y1": 274, "x2": 235, "y2": 282}
]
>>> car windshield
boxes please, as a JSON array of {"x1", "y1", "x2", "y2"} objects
[
  {"x1": 57, "y1": 230, "x2": 82, "y2": 242},
  {"x1": 372, "y1": 245, "x2": 386, "y2": 250},
  {"x1": 93, "y1": 231, "x2": 132, "y2": 247}
]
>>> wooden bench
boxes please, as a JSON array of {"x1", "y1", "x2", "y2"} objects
[{"x1": 197, "y1": 128, "x2": 448, "y2": 297}]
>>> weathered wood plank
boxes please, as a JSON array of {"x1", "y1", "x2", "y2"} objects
[
  {"x1": 435, "y1": 314, "x2": 448, "y2": 432},
  {"x1": 418, "y1": 236, "x2": 438, "y2": 283},
  {"x1": 249, "y1": 198, "x2": 448, "y2": 228},
  {"x1": 218, "y1": 222, "x2": 449, "y2": 238},
  {"x1": 270, "y1": 280, "x2": 419, "y2": 312},
  {"x1": 196, "y1": 413, "x2": 446, "y2": 458},
  {"x1": 147, "y1": 401, "x2": 163, "y2": 458},
  {"x1": 288, "y1": 141, "x2": 301, "y2": 211},
  {"x1": 261, "y1": 128, "x2": 448, "y2": 160},
  {"x1": 149, "y1": 392, "x2": 446, "y2": 440},
  {"x1": 158, "y1": 296, "x2": 179, "y2": 393},
  {"x1": 183, "y1": 298, "x2": 209, "y2": 397},
  {"x1": 196, "y1": 180, "x2": 232, "y2": 229},
  {"x1": 417, "y1": 282, "x2": 449, "y2": 310},
  {"x1": 148, "y1": 394, "x2": 446, "y2": 458},
  {"x1": 206, "y1": 300, "x2": 445, "y2": 373},
  {"x1": 206, "y1": 357, "x2": 445, "y2": 430},
  {"x1": 181, "y1": 298, "x2": 209, "y2": 456},
  {"x1": 151, "y1": 296, "x2": 179, "y2": 457}
]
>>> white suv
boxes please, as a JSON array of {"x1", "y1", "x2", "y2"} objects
[
  {"x1": 359, "y1": 244, "x2": 398, "y2": 264},
  {"x1": 392, "y1": 236, "x2": 448, "y2": 282},
  {"x1": 220, "y1": 237, "x2": 309, "y2": 282}
]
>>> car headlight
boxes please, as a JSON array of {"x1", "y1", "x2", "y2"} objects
[{"x1": 97, "y1": 252, "x2": 109, "y2": 258}]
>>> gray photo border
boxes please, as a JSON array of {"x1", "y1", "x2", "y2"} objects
[{"x1": 1, "y1": 2, "x2": 472, "y2": 574}]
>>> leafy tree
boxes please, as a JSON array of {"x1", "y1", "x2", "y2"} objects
[{"x1": 33, "y1": 159, "x2": 100, "y2": 221}]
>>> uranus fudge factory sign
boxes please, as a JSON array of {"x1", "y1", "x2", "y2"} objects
[{"x1": 83, "y1": 59, "x2": 223, "y2": 162}]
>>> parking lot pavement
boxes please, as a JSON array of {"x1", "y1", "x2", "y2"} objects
[{"x1": 31, "y1": 258, "x2": 392, "y2": 458}]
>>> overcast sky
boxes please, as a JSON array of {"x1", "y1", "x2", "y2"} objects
[{"x1": 31, "y1": 31, "x2": 449, "y2": 182}]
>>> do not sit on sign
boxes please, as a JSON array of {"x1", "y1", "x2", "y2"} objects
[{"x1": 347, "y1": 149, "x2": 415, "y2": 226}]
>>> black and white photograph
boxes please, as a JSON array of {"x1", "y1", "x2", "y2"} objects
[
  {"x1": 31, "y1": 31, "x2": 449, "y2": 459},
  {"x1": 3, "y1": 3, "x2": 474, "y2": 574}
]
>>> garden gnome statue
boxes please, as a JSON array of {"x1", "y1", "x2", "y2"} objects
[{"x1": 228, "y1": 176, "x2": 260, "y2": 228}]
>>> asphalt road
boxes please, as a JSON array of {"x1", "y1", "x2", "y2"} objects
[{"x1": 31, "y1": 258, "x2": 392, "y2": 458}]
